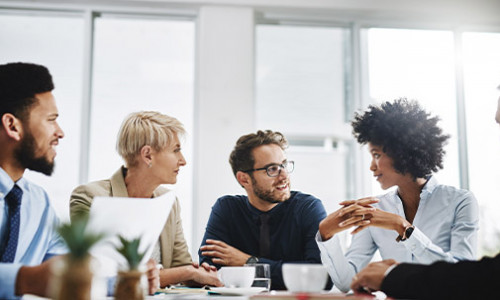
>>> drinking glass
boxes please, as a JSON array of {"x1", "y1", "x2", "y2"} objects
[{"x1": 244, "y1": 263, "x2": 271, "y2": 291}]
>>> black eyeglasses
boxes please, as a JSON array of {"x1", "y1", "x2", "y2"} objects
[{"x1": 243, "y1": 161, "x2": 294, "y2": 177}]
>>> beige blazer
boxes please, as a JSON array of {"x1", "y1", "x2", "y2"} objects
[{"x1": 69, "y1": 167, "x2": 192, "y2": 268}]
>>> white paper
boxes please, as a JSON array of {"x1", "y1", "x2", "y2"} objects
[{"x1": 86, "y1": 191, "x2": 175, "y2": 277}]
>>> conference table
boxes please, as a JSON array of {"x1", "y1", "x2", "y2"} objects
[{"x1": 23, "y1": 291, "x2": 382, "y2": 300}]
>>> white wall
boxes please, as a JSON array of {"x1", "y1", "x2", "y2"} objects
[{"x1": 193, "y1": 6, "x2": 255, "y2": 257}]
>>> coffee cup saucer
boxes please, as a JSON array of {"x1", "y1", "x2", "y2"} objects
[{"x1": 209, "y1": 287, "x2": 267, "y2": 296}]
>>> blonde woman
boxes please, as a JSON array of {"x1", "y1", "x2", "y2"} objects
[{"x1": 70, "y1": 111, "x2": 222, "y2": 288}]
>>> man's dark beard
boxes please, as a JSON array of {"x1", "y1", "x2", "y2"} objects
[
  {"x1": 250, "y1": 175, "x2": 290, "y2": 204},
  {"x1": 14, "y1": 129, "x2": 54, "y2": 176}
]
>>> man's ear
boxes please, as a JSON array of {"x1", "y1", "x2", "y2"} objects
[
  {"x1": 236, "y1": 171, "x2": 251, "y2": 188},
  {"x1": 140, "y1": 145, "x2": 153, "y2": 166},
  {"x1": 1, "y1": 113, "x2": 23, "y2": 141}
]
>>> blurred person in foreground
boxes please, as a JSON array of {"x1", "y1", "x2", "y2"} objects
[
  {"x1": 317, "y1": 99, "x2": 479, "y2": 292},
  {"x1": 199, "y1": 130, "x2": 331, "y2": 290},
  {"x1": 351, "y1": 88, "x2": 500, "y2": 299},
  {"x1": 70, "y1": 111, "x2": 222, "y2": 288},
  {"x1": 0, "y1": 62, "x2": 158, "y2": 298}
]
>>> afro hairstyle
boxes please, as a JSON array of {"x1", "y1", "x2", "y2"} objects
[{"x1": 351, "y1": 98, "x2": 449, "y2": 179}]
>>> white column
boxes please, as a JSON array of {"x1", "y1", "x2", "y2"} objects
[{"x1": 192, "y1": 6, "x2": 255, "y2": 257}]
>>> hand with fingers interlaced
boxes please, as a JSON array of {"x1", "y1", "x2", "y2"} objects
[
  {"x1": 347, "y1": 207, "x2": 412, "y2": 236},
  {"x1": 199, "y1": 239, "x2": 251, "y2": 266},
  {"x1": 319, "y1": 197, "x2": 379, "y2": 241}
]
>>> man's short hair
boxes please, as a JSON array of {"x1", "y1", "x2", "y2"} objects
[
  {"x1": 229, "y1": 130, "x2": 288, "y2": 176},
  {"x1": 0, "y1": 62, "x2": 54, "y2": 121},
  {"x1": 116, "y1": 111, "x2": 185, "y2": 167},
  {"x1": 351, "y1": 98, "x2": 449, "y2": 179}
]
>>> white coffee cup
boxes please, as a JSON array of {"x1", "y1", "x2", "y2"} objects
[
  {"x1": 219, "y1": 266, "x2": 256, "y2": 288},
  {"x1": 282, "y1": 263, "x2": 328, "y2": 292}
]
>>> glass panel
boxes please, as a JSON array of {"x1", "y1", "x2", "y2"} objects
[
  {"x1": 462, "y1": 32, "x2": 500, "y2": 256},
  {"x1": 89, "y1": 15, "x2": 195, "y2": 246},
  {"x1": 256, "y1": 24, "x2": 349, "y2": 136},
  {"x1": 256, "y1": 24, "x2": 350, "y2": 208},
  {"x1": 288, "y1": 147, "x2": 348, "y2": 214},
  {"x1": 0, "y1": 13, "x2": 84, "y2": 222},
  {"x1": 367, "y1": 28, "x2": 459, "y2": 194}
]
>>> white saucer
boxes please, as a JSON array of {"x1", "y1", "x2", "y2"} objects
[{"x1": 210, "y1": 287, "x2": 267, "y2": 296}]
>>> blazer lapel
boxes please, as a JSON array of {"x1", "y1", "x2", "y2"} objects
[{"x1": 109, "y1": 167, "x2": 129, "y2": 197}]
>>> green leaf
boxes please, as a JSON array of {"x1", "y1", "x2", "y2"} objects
[
  {"x1": 57, "y1": 216, "x2": 105, "y2": 261},
  {"x1": 115, "y1": 235, "x2": 146, "y2": 270}
]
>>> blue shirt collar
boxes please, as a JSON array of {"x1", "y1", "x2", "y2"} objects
[
  {"x1": 0, "y1": 167, "x2": 15, "y2": 199},
  {"x1": 420, "y1": 175, "x2": 438, "y2": 200},
  {"x1": 0, "y1": 167, "x2": 28, "y2": 199},
  {"x1": 388, "y1": 175, "x2": 438, "y2": 205}
]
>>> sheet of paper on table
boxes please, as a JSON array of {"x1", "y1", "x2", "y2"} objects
[{"x1": 86, "y1": 191, "x2": 175, "y2": 277}]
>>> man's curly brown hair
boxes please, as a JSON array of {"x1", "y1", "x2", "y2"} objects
[{"x1": 351, "y1": 98, "x2": 449, "y2": 180}]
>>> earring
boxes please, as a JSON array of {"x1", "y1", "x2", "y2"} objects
[{"x1": 148, "y1": 162, "x2": 152, "y2": 168}]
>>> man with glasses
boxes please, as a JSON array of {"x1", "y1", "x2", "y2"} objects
[{"x1": 199, "y1": 130, "x2": 330, "y2": 290}]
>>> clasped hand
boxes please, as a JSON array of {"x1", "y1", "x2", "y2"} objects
[
  {"x1": 319, "y1": 196, "x2": 410, "y2": 241},
  {"x1": 319, "y1": 197, "x2": 378, "y2": 240}
]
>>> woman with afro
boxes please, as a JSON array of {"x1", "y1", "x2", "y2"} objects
[{"x1": 316, "y1": 99, "x2": 479, "y2": 292}]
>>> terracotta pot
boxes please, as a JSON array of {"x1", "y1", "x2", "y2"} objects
[
  {"x1": 50, "y1": 255, "x2": 93, "y2": 300},
  {"x1": 114, "y1": 270, "x2": 144, "y2": 300}
]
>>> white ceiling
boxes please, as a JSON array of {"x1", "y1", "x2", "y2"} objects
[{"x1": 1, "y1": 0, "x2": 499, "y2": 29}]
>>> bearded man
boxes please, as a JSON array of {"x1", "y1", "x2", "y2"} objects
[
  {"x1": 0, "y1": 62, "x2": 66, "y2": 298},
  {"x1": 199, "y1": 130, "x2": 331, "y2": 290}
]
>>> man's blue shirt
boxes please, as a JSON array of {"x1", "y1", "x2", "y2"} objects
[
  {"x1": 199, "y1": 191, "x2": 331, "y2": 290},
  {"x1": 0, "y1": 167, "x2": 66, "y2": 299}
]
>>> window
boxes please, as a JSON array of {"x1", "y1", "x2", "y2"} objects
[
  {"x1": 366, "y1": 28, "x2": 459, "y2": 195},
  {"x1": 463, "y1": 32, "x2": 500, "y2": 256},
  {"x1": 89, "y1": 15, "x2": 195, "y2": 246},
  {"x1": 0, "y1": 12, "x2": 196, "y2": 247},
  {"x1": 256, "y1": 24, "x2": 351, "y2": 213}
]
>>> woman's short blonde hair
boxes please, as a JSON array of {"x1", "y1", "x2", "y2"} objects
[{"x1": 116, "y1": 111, "x2": 185, "y2": 167}]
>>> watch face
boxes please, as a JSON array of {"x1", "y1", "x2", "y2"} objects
[
  {"x1": 246, "y1": 256, "x2": 259, "y2": 264},
  {"x1": 406, "y1": 226, "x2": 415, "y2": 239}
]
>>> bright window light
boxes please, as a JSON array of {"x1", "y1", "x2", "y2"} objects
[{"x1": 367, "y1": 28, "x2": 459, "y2": 195}]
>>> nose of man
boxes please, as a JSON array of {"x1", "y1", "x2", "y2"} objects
[
  {"x1": 276, "y1": 168, "x2": 290, "y2": 181},
  {"x1": 55, "y1": 122, "x2": 65, "y2": 139}
]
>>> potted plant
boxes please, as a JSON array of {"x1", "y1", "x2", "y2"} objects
[
  {"x1": 51, "y1": 216, "x2": 104, "y2": 300},
  {"x1": 114, "y1": 235, "x2": 147, "y2": 300}
]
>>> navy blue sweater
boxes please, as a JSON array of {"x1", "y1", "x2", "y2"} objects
[{"x1": 199, "y1": 191, "x2": 331, "y2": 290}]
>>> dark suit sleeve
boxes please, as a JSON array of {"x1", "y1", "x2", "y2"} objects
[{"x1": 382, "y1": 253, "x2": 500, "y2": 300}]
